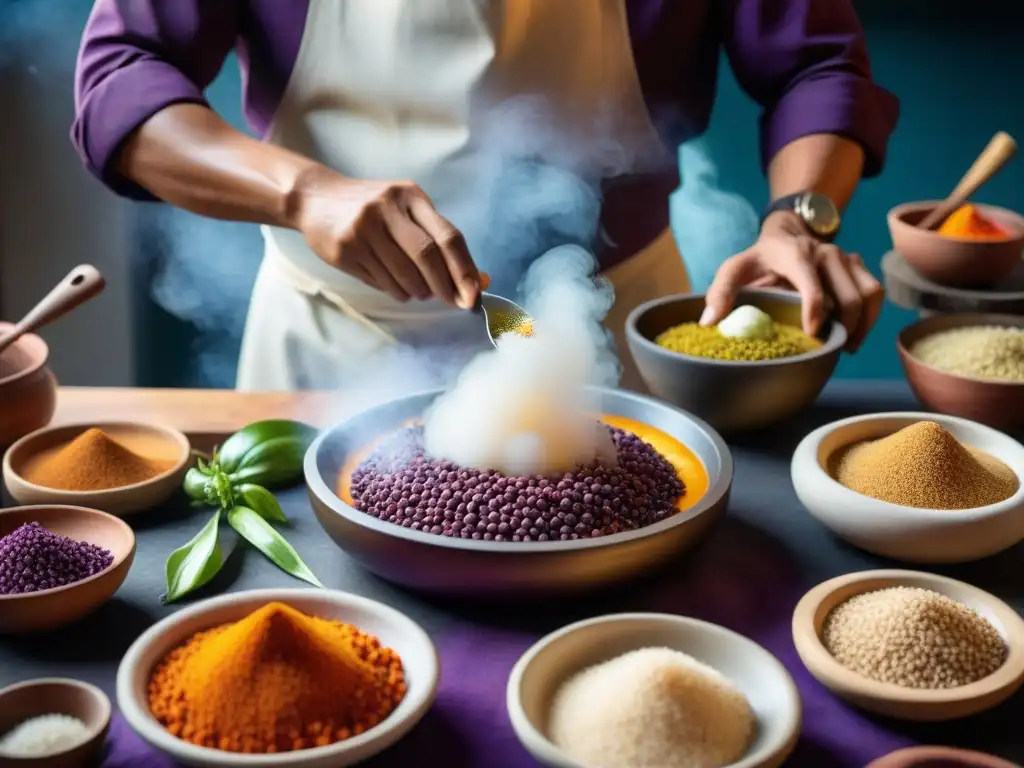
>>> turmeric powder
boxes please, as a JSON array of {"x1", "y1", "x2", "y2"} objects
[
  {"x1": 938, "y1": 204, "x2": 1010, "y2": 240},
  {"x1": 147, "y1": 602, "x2": 407, "y2": 753}
]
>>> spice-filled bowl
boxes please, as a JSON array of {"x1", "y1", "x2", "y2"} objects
[
  {"x1": 0, "y1": 678, "x2": 111, "y2": 768},
  {"x1": 0, "y1": 505, "x2": 135, "y2": 634},
  {"x1": 888, "y1": 201, "x2": 1024, "y2": 287},
  {"x1": 898, "y1": 313, "x2": 1024, "y2": 430},
  {"x1": 117, "y1": 588, "x2": 438, "y2": 768},
  {"x1": 507, "y1": 613, "x2": 800, "y2": 768},
  {"x1": 792, "y1": 570, "x2": 1024, "y2": 721},
  {"x1": 625, "y1": 289, "x2": 845, "y2": 433},
  {"x1": 0, "y1": 323, "x2": 57, "y2": 450},
  {"x1": 3, "y1": 422, "x2": 190, "y2": 516},
  {"x1": 791, "y1": 412, "x2": 1024, "y2": 563},
  {"x1": 867, "y1": 746, "x2": 1021, "y2": 768},
  {"x1": 307, "y1": 386, "x2": 732, "y2": 597}
]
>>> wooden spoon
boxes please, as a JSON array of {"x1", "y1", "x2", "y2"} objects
[
  {"x1": 0, "y1": 265, "x2": 106, "y2": 356},
  {"x1": 919, "y1": 131, "x2": 1017, "y2": 230}
]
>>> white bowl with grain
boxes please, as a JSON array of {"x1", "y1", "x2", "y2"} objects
[{"x1": 791, "y1": 412, "x2": 1024, "y2": 563}]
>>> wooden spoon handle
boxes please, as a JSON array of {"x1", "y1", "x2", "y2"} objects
[
  {"x1": 920, "y1": 131, "x2": 1017, "y2": 230},
  {"x1": 0, "y1": 265, "x2": 106, "y2": 355}
]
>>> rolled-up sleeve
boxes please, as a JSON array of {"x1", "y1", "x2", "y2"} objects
[
  {"x1": 72, "y1": 0, "x2": 239, "y2": 199},
  {"x1": 722, "y1": 0, "x2": 899, "y2": 178}
]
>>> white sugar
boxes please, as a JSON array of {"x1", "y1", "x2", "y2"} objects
[{"x1": 0, "y1": 713, "x2": 90, "y2": 757}]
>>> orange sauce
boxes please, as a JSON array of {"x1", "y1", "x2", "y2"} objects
[{"x1": 336, "y1": 415, "x2": 709, "y2": 513}]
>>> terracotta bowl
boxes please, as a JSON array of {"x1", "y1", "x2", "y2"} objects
[
  {"x1": 0, "y1": 678, "x2": 111, "y2": 768},
  {"x1": 866, "y1": 746, "x2": 1020, "y2": 768},
  {"x1": 507, "y1": 613, "x2": 801, "y2": 768},
  {"x1": 792, "y1": 569, "x2": 1024, "y2": 721},
  {"x1": 0, "y1": 323, "x2": 56, "y2": 450},
  {"x1": 116, "y1": 588, "x2": 439, "y2": 768},
  {"x1": 3, "y1": 422, "x2": 191, "y2": 516},
  {"x1": 0, "y1": 505, "x2": 135, "y2": 634},
  {"x1": 888, "y1": 201, "x2": 1024, "y2": 288},
  {"x1": 898, "y1": 313, "x2": 1024, "y2": 431},
  {"x1": 625, "y1": 289, "x2": 845, "y2": 433}
]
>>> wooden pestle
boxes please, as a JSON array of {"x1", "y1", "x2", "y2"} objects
[
  {"x1": 919, "y1": 131, "x2": 1017, "y2": 231},
  {"x1": 0, "y1": 265, "x2": 106, "y2": 356}
]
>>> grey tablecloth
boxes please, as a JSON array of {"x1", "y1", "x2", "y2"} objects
[{"x1": 2, "y1": 381, "x2": 1021, "y2": 767}]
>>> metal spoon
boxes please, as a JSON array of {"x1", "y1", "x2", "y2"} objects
[
  {"x1": 475, "y1": 292, "x2": 535, "y2": 347},
  {"x1": 0, "y1": 265, "x2": 106, "y2": 356}
]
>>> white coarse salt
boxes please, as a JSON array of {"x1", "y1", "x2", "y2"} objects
[{"x1": 0, "y1": 713, "x2": 91, "y2": 757}]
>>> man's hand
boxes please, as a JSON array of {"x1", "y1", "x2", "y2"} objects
[
  {"x1": 701, "y1": 211, "x2": 883, "y2": 351},
  {"x1": 292, "y1": 167, "x2": 481, "y2": 308}
]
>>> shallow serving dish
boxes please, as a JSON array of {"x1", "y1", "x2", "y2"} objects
[
  {"x1": 791, "y1": 411, "x2": 1024, "y2": 563},
  {"x1": 507, "y1": 613, "x2": 800, "y2": 768},
  {"x1": 0, "y1": 678, "x2": 111, "y2": 768},
  {"x1": 889, "y1": 201, "x2": 1024, "y2": 288},
  {"x1": 898, "y1": 313, "x2": 1024, "y2": 431},
  {"x1": 305, "y1": 386, "x2": 732, "y2": 597},
  {"x1": 625, "y1": 289, "x2": 846, "y2": 433},
  {"x1": 0, "y1": 505, "x2": 135, "y2": 634},
  {"x1": 117, "y1": 588, "x2": 439, "y2": 768},
  {"x1": 792, "y1": 569, "x2": 1024, "y2": 721},
  {"x1": 866, "y1": 745, "x2": 1021, "y2": 768},
  {"x1": 3, "y1": 421, "x2": 191, "y2": 516},
  {"x1": 0, "y1": 322, "x2": 57, "y2": 450}
]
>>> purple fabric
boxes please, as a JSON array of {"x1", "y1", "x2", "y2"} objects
[{"x1": 97, "y1": 524, "x2": 916, "y2": 768}]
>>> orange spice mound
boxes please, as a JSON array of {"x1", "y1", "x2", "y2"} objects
[
  {"x1": 147, "y1": 602, "x2": 407, "y2": 754},
  {"x1": 23, "y1": 428, "x2": 169, "y2": 491},
  {"x1": 938, "y1": 204, "x2": 1010, "y2": 240}
]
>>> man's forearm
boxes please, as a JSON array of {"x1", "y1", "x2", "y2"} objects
[
  {"x1": 116, "y1": 103, "x2": 322, "y2": 228},
  {"x1": 766, "y1": 133, "x2": 866, "y2": 211}
]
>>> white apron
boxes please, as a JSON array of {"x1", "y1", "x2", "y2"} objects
[{"x1": 236, "y1": 0, "x2": 690, "y2": 393}]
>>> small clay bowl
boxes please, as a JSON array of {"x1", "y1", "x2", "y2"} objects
[
  {"x1": 0, "y1": 323, "x2": 57, "y2": 450},
  {"x1": 0, "y1": 678, "x2": 111, "y2": 768},
  {"x1": 117, "y1": 588, "x2": 439, "y2": 768},
  {"x1": 3, "y1": 421, "x2": 190, "y2": 516},
  {"x1": 898, "y1": 313, "x2": 1024, "y2": 431},
  {"x1": 866, "y1": 745, "x2": 1020, "y2": 768},
  {"x1": 792, "y1": 569, "x2": 1024, "y2": 721},
  {"x1": 507, "y1": 613, "x2": 801, "y2": 768},
  {"x1": 791, "y1": 411, "x2": 1024, "y2": 563},
  {"x1": 0, "y1": 505, "x2": 135, "y2": 634},
  {"x1": 889, "y1": 201, "x2": 1024, "y2": 288},
  {"x1": 625, "y1": 289, "x2": 846, "y2": 433}
]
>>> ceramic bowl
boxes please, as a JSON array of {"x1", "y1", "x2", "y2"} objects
[
  {"x1": 888, "y1": 201, "x2": 1024, "y2": 288},
  {"x1": 625, "y1": 289, "x2": 846, "y2": 433},
  {"x1": 0, "y1": 678, "x2": 111, "y2": 768},
  {"x1": 866, "y1": 746, "x2": 1020, "y2": 768},
  {"x1": 507, "y1": 613, "x2": 800, "y2": 768},
  {"x1": 306, "y1": 386, "x2": 733, "y2": 597},
  {"x1": 0, "y1": 505, "x2": 135, "y2": 634},
  {"x1": 792, "y1": 569, "x2": 1024, "y2": 721},
  {"x1": 0, "y1": 323, "x2": 56, "y2": 450},
  {"x1": 898, "y1": 313, "x2": 1024, "y2": 431},
  {"x1": 3, "y1": 422, "x2": 191, "y2": 516},
  {"x1": 791, "y1": 411, "x2": 1024, "y2": 563},
  {"x1": 117, "y1": 588, "x2": 438, "y2": 768}
]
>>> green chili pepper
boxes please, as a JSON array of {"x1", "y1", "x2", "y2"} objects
[
  {"x1": 226, "y1": 506, "x2": 323, "y2": 588},
  {"x1": 216, "y1": 420, "x2": 317, "y2": 477},
  {"x1": 163, "y1": 510, "x2": 224, "y2": 604},
  {"x1": 236, "y1": 483, "x2": 288, "y2": 523}
]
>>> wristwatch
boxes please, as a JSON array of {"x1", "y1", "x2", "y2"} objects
[{"x1": 762, "y1": 191, "x2": 841, "y2": 242}]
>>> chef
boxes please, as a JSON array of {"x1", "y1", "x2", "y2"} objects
[{"x1": 72, "y1": 0, "x2": 898, "y2": 392}]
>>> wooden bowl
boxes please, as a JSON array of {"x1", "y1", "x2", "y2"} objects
[
  {"x1": 0, "y1": 678, "x2": 111, "y2": 768},
  {"x1": 0, "y1": 323, "x2": 56, "y2": 450},
  {"x1": 866, "y1": 746, "x2": 1020, "y2": 768},
  {"x1": 0, "y1": 505, "x2": 135, "y2": 634},
  {"x1": 3, "y1": 422, "x2": 190, "y2": 516},
  {"x1": 898, "y1": 313, "x2": 1024, "y2": 431},
  {"x1": 792, "y1": 570, "x2": 1024, "y2": 721},
  {"x1": 888, "y1": 202, "x2": 1024, "y2": 288},
  {"x1": 507, "y1": 613, "x2": 801, "y2": 768}
]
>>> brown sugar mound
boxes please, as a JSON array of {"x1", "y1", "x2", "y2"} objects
[
  {"x1": 832, "y1": 421, "x2": 1018, "y2": 510},
  {"x1": 23, "y1": 428, "x2": 169, "y2": 491}
]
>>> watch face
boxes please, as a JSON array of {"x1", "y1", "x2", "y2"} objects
[{"x1": 796, "y1": 192, "x2": 841, "y2": 237}]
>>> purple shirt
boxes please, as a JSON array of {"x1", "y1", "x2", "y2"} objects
[{"x1": 72, "y1": 0, "x2": 898, "y2": 260}]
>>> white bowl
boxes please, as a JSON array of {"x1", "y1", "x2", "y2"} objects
[
  {"x1": 791, "y1": 412, "x2": 1024, "y2": 563},
  {"x1": 116, "y1": 589, "x2": 439, "y2": 768},
  {"x1": 506, "y1": 613, "x2": 801, "y2": 768}
]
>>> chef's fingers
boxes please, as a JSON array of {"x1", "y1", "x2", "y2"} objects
[
  {"x1": 381, "y1": 202, "x2": 457, "y2": 305},
  {"x1": 364, "y1": 218, "x2": 431, "y2": 301},
  {"x1": 845, "y1": 252, "x2": 884, "y2": 351},
  {"x1": 701, "y1": 249, "x2": 765, "y2": 326},
  {"x1": 407, "y1": 194, "x2": 479, "y2": 309},
  {"x1": 818, "y1": 244, "x2": 863, "y2": 348},
  {"x1": 766, "y1": 238, "x2": 826, "y2": 336},
  {"x1": 749, "y1": 273, "x2": 784, "y2": 288},
  {"x1": 355, "y1": 235, "x2": 413, "y2": 302}
]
